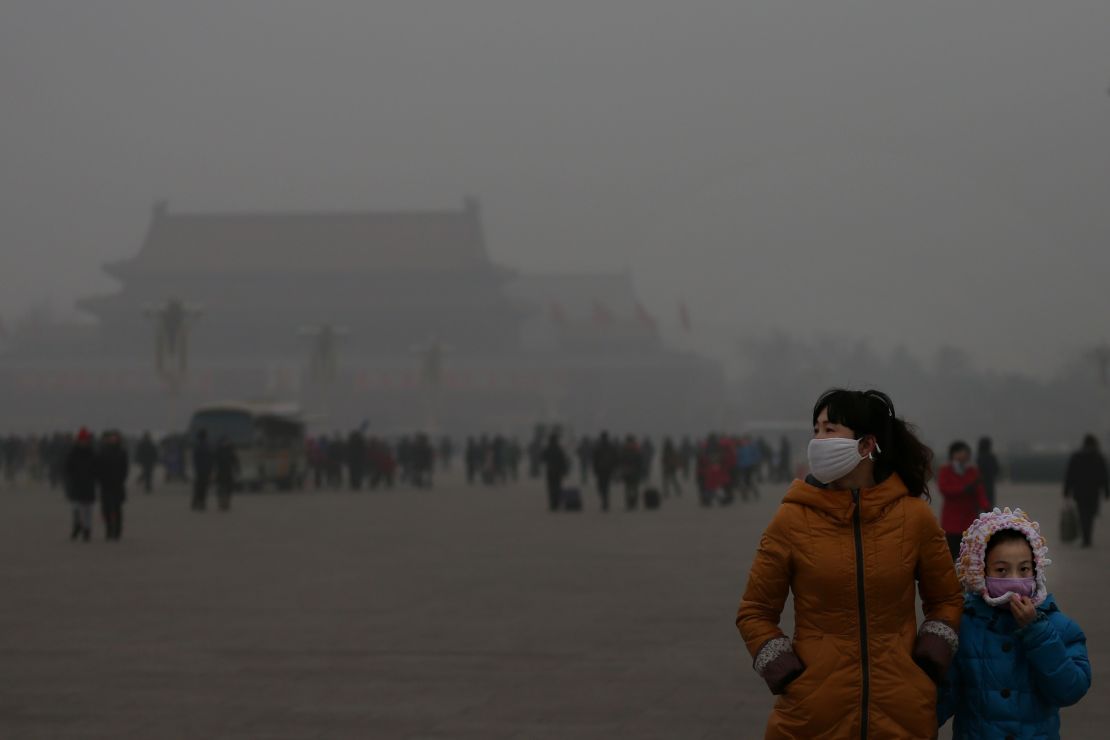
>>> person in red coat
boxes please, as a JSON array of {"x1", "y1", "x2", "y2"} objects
[{"x1": 937, "y1": 440, "x2": 990, "y2": 559}]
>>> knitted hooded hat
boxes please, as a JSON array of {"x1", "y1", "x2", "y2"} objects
[{"x1": 956, "y1": 507, "x2": 1051, "y2": 607}]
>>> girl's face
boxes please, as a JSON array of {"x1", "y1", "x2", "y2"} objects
[{"x1": 987, "y1": 539, "x2": 1034, "y2": 578}]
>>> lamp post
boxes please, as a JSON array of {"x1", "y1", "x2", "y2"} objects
[
  {"x1": 299, "y1": 324, "x2": 349, "y2": 424},
  {"x1": 410, "y1": 337, "x2": 452, "y2": 433},
  {"x1": 144, "y1": 298, "x2": 202, "y2": 394},
  {"x1": 300, "y1": 324, "x2": 348, "y2": 386},
  {"x1": 143, "y1": 297, "x2": 201, "y2": 433}
]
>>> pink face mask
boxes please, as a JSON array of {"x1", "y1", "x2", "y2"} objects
[{"x1": 985, "y1": 577, "x2": 1036, "y2": 602}]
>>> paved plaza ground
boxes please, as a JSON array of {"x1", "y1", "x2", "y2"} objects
[{"x1": 2, "y1": 474, "x2": 1107, "y2": 739}]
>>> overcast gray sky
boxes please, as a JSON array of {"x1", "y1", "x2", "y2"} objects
[{"x1": 2, "y1": 1, "x2": 1109, "y2": 375}]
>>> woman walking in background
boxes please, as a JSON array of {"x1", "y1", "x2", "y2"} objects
[
  {"x1": 938, "y1": 440, "x2": 990, "y2": 560},
  {"x1": 1064, "y1": 434, "x2": 1109, "y2": 548},
  {"x1": 65, "y1": 428, "x2": 97, "y2": 542},
  {"x1": 976, "y1": 436, "x2": 1000, "y2": 509},
  {"x1": 737, "y1": 389, "x2": 962, "y2": 739}
]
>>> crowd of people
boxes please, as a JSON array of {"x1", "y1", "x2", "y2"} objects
[
  {"x1": 1, "y1": 430, "x2": 181, "y2": 492},
  {"x1": 936, "y1": 433, "x2": 1109, "y2": 552},
  {"x1": 5, "y1": 417, "x2": 1108, "y2": 558},
  {"x1": 464, "y1": 436, "x2": 523, "y2": 484},
  {"x1": 304, "y1": 431, "x2": 443, "y2": 490},
  {"x1": 531, "y1": 431, "x2": 794, "y2": 512}
]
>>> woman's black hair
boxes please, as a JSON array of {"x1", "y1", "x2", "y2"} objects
[
  {"x1": 948, "y1": 440, "x2": 971, "y2": 459},
  {"x1": 985, "y1": 529, "x2": 1034, "y2": 564},
  {"x1": 977, "y1": 436, "x2": 993, "y2": 454},
  {"x1": 812, "y1": 388, "x2": 933, "y2": 499}
]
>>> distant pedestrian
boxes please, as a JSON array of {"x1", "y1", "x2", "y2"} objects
[
  {"x1": 542, "y1": 433, "x2": 569, "y2": 511},
  {"x1": 938, "y1": 440, "x2": 990, "y2": 559},
  {"x1": 96, "y1": 430, "x2": 129, "y2": 540},
  {"x1": 777, "y1": 435, "x2": 792, "y2": 483},
  {"x1": 309, "y1": 436, "x2": 327, "y2": 489},
  {"x1": 620, "y1": 436, "x2": 642, "y2": 510},
  {"x1": 347, "y1": 430, "x2": 367, "y2": 490},
  {"x1": 136, "y1": 431, "x2": 158, "y2": 494},
  {"x1": 576, "y1": 436, "x2": 593, "y2": 485},
  {"x1": 47, "y1": 433, "x2": 67, "y2": 489},
  {"x1": 718, "y1": 435, "x2": 737, "y2": 505},
  {"x1": 327, "y1": 433, "x2": 345, "y2": 488},
  {"x1": 162, "y1": 434, "x2": 187, "y2": 483},
  {"x1": 65, "y1": 428, "x2": 97, "y2": 541},
  {"x1": 661, "y1": 438, "x2": 682, "y2": 497},
  {"x1": 679, "y1": 436, "x2": 694, "y2": 480},
  {"x1": 697, "y1": 436, "x2": 728, "y2": 507},
  {"x1": 508, "y1": 439, "x2": 522, "y2": 481},
  {"x1": 592, "y1": 431, "x2": 618, "y2": 512},
  {"x1": 414, "y1": 433, "x2": 435, "y2": 488},
  {"x1": 214, "y1": 437, "x2": 239, "y2": 511},
  {"x1": 640, "y1": 437, "x2": 655, "y2": 483},
  {"x1": 1064, "y1": 434, "x2": 1109, "y2": 548},
  {"x1": 494, "y1": 435, "x2": 511, "y2": 484},
  {"x1": 977, "y1": 436, "x2": 1000, "y2": 509},
  {"x1": 737, "y1": 436, "x2": 761, "y2": 501},
  {"x1": 191, "y1": 430, "x2": 213, "y2": 511},
  {"x1": 528, "y1": 434, "x2": 543, "y2": 479},
  {"x1": 465, "y1": 437, "x2": 478, "y2": 484}
]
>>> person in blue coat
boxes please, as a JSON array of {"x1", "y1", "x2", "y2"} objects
[{"x1": 939, "y1": 507, "x2": 1091, "y2": 739}]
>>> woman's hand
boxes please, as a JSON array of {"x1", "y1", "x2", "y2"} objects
[{"x1": 1010, "y1": 595, "x2": 1037, "y2": 628}]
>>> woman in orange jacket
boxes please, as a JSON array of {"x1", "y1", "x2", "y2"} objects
[{"x1": 737, "y1": 389, "x2": 963, "y2": 739}]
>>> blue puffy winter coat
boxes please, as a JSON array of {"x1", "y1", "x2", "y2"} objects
[{"x1": 938, "y1": 593, "x2": 1090, "y2": 739}]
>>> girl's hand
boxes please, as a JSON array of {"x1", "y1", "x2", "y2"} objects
[{"x1": 1010, "y1": 595, "x2": 1037, "y2": 628}]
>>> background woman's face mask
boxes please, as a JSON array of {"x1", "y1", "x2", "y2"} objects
[{"x1": 807, "y1": 437, "x2": 867, "y2": 484}]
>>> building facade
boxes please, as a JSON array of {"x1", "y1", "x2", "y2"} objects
[{"x1": 1, "y1": 199, "x2": 724, "y2": 435}]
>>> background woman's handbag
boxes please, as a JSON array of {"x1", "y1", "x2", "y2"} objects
[{"x1": 1059, "y1": 499, "x2": 1079, "y2": 543}]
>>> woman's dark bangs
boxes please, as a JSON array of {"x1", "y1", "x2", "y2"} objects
[{"x1": 813, "y1": 389, "x2": 856, "y2": 428}]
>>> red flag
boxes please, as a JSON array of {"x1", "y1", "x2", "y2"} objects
[
  {"x1": 678, "y1": 301, "x2": 692, "y2": 333},
  {"x1": 592, "y1": 301, "x2": 613, "y2": 326}
]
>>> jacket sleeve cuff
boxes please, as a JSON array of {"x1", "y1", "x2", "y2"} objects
[
  {"x1": 914, "y1": 621, "x2": 958, "y2": 684},
  {"x1": 753, "y1": 637, "x2": 804, "y2": 695},
  {"x1": 1015, "y1": 612, "x2": 1050, "y2": 641}
]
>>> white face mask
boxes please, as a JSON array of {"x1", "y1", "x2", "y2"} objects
[{"x1": 807, "y1": 437, "x2": 869, "y2": 485}]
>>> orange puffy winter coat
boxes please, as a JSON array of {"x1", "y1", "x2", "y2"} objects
[{"x1": 737, "y1": 474, "x2": 963, "y2": 739}]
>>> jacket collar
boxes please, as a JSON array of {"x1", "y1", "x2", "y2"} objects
[{"x1": 783, "y1": 473, "x2": 910, "y2": 523}]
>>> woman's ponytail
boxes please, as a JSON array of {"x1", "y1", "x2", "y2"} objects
[{"x1": 883, "y1": 416, "x2": 934, "y2": 500}]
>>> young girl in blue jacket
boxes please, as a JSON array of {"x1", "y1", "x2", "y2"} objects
[{"x1": 938, "y1": 507, "x2": 1091, "y2": 739}]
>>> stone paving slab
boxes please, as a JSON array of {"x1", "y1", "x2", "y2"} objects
[{"x1": 1, "y1": 477, "x2": 1106, "y2": 738}]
